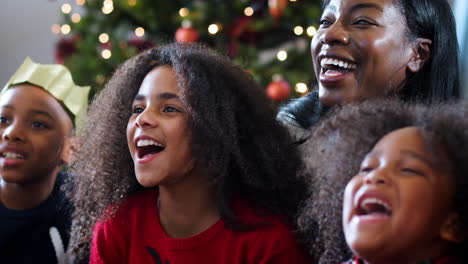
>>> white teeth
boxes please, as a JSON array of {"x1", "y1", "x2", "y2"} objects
[
  {"x1": 2, "y1": 152, "x2": 24, "y2": 159},
  {"x1": 320, "y1": 57, "x2": 356, "y2": 69},
  {"x1": 137, "y1": 139, "x2": 163, "y2": 147},
  {"x1": 361, "y1": 198, "x2": 390, "y2": 211}
]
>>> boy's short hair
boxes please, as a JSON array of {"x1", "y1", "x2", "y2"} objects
[{"x1": 2, "y1": 57, "x2": 90, "y2": 127}]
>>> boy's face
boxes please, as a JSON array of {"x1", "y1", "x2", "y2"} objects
[
  {"x1": 127, "y1": 66, "x2": 196, "y2": 187},
  {"x1": 343, "y1": 127, "x2": 455, "y2": 262},
  {"x1": 0, "y1": 84, "x2": 72, "y2": 185}
]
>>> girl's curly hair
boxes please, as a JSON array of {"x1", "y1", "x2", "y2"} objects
[
  {"x1": 297, "y1": 99, "x2": 468, "y2": 263},
  {"x1": 67, "y1": 43, "x2": 306, "y2": 261}
]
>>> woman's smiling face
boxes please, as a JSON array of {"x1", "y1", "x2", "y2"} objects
[{"x1": 312, "y1": 0, "x2": 419, "y2": 107}]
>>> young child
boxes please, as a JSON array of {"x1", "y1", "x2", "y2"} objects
[
  {"x1": 297, "y1": 99, "x2": 468, "y2": 263},
  {"x1": 0, "y1": 58, "x2": 90, "y2": 263},
  {"x1": 68, "y1": 43, "x2": 311, "y2": 263}
]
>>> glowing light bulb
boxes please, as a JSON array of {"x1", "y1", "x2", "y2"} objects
[
  {"x1": 295, "y1": 83, "x2": 309, "y2": 93},
  {"x1": 102, "y1": 49, "x2": 112, "y2": 59},
  {"x1": 277, "y1": 50, "x2": 288, "y2": 61},
  {"x1": 61, "y1": 24, "x2": 71, "y2": 35},
  {"x1": 244, "y1": 7, "x2": 254, "y2": 16},
  {"x1": 76, "y1": 0, "x2": 86, "y2": 5},
  {"x1": 51, "y1": 24, "x2": 61, "y2": 34},
  {"x1": 208, "y1": 24, "x2": 219, "y2": 35},
  {"x1": 307, "y1": 26, "x2": 317, "y2": 37},
  {"x1": 71, "y1": 13, "x2": 81, "y2": 23},
  {"x1": 135, "y1": 27, "x2": 145, "y2": 37},
  {"x1": 61, "y1": 4, "x2": 72, "y2": 14},
  {"x1": 179, "y1": 7, "x2": 189, "y2": 17},
  {"x1": 99, "y1": 33, "x2": 109, "y2": 43},
  {"x1": 294, "y1": 26, "x2": 304, "y2": 35}
]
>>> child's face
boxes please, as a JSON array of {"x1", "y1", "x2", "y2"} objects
[
  {"x1": 127, "y1": 66, "x2": 195, "y2": 187},
  {"x1": 343, "y1": 126, "x2": 455, "y2": 262},
  {"x1": 0, "y1": 85, "x2": 72, "y2": 185}
]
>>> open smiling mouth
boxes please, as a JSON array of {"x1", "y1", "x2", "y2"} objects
[
  {"x1": 136, "y1": 139, "x2": 165, "y2": 159},
  {"x1": 0, "y1": 152, "x2": 25, "y2": 159},
  {"x1": 357, "y1": 197, "x2": 392, "y2": 217},
  {"x1": 320, "y1": 57, "x2": 357, "y2": 75}
]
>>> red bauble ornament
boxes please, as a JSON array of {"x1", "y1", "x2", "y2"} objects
[
  {"x1": 268, "y1": 0, "x2": 288, "y2": 19},
  {"x1": 267, "y1": 76, "x2": 291, "y2": 101},
  {"x1": 175, "y1": 20, "x2": 199, "y2": 43}
]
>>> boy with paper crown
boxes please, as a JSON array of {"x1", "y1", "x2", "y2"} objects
[{"x1": 0, "y1": 58, "x2": 90, "y2": 264}]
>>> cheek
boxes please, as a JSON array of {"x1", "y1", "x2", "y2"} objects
[{"x1": 126, "y1": 122, "x2": 135, "y2": 154}]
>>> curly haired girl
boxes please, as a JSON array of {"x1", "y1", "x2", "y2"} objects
[
  {"x1": 68, "y1": 43, "x2": 310, "y2": 263},
  {"x1": 298, "y1": 99, "x2": 468, "y2": 263}
]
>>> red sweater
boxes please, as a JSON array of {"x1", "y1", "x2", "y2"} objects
[{"x1": 90, "y1": 189, "x2": 311, "y2": 264}]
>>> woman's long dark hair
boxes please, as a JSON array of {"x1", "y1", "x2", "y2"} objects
[{"x1": 68, "y1": 43, "x2": 306, "y2": 261}]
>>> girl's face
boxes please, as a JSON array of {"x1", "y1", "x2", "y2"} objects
[
  {"x1": 126, "y1": 66, "x2": 195, "y2": 187},
  {"x1": 312, "y1": 0, "x2": 419, "y2": 107},
  {"x1": 343, "y1": 127, "x2": 455, "y2": 263}
]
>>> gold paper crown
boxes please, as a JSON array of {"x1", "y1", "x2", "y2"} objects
[{"x1": 2, "y1": 57, "x2": 91, "y2": 126}]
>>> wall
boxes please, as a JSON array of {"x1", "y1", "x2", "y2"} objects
[{"x1": 0, "y1": 0, "x2": 62, "y2": 85}]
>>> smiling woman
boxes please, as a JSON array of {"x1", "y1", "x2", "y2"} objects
[{"x1": 278, "y1": 0, "x2": 460, "y2": 142}]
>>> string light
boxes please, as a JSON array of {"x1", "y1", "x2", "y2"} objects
[
  {"x1": 128, "y1": 0, "x2": 137, "y2": 6},
  {"x1": 208, "y1": 24, "x2": 219, "y2": 35},
  {"x1": 277, "y1": 50, "x2": 288, "y2": 61},
  {"x1": 76, "y1": 0, "x2": 86, "y2": 5},
  {"x1": 61, "y1": 24, "x2": 71, "y2": 34},
  {"x1": 290, "y1": 0, "x2": 297, "y2": 2},
  {"x1": 307, "y1": 26, "x2": 317, "y2": 37},
  {"x1": 294, "y1": 26, "x2": 304, "y2": 35},
  {"x1": 179, "y1": 7, "x2": 189, "y2": 17},
  {"x1": 51, "y1": 24, "x2": 61, "y2": 34},
  {"x1": 135, "y1": 27, "x2": 145, "y2": 37},
  {"x1": 101, "y1": 49, "x2": 112, "y2": 59},
  {"x1": 61, "y1": 4, "x2": 72, "y2": 14},
  {"x1": 99, "y1": 33, "x2": 109, "y2": 43},
  {"x1": 244, "y1": 7, "x2": 254, "y2": 16},
  {"x1": 102, "y1": 0, "x2": 114, "y2": 14},
  {"x1": 71, "y1": 13, "x2": 81, "y2": 23},
  {"x1": 295, "y1": 83, "x2": 309, "y2": 94}
]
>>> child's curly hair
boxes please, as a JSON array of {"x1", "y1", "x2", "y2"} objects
[
  {"x1": 297, "y1": 99, "x2": 468, "y2": 263},
  {"x1": 67, "y1": 43, "x2": 307, "y2": 260}
]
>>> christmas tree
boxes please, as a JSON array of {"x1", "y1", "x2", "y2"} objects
[{"x1": 56, "y1": 0, "x2": 322, "y2": 101}]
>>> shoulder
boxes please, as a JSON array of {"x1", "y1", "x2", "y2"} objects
[{"x1": 277, "y1": 91, "x2": 327, "y2": 143}]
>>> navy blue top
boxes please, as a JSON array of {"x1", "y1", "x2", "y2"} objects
[{"x1": 0, "y1": 172, "x2": 72, "y2": 264}]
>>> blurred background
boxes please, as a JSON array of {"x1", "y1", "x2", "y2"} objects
[{"x1": 0, "y1": 0, "x2": 467, "y2": 102}]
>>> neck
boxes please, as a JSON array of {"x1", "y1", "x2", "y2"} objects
[
  {"x1": 158, "y1": 170, "x2": 220, "y2": 239},
  {"x1": 0, "y1": 167, "x2": 60, "y2": 210}
]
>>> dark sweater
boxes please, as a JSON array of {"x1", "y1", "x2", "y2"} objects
[{"x1": 0, "y1": 172, "x2": 72, "y2": 264}]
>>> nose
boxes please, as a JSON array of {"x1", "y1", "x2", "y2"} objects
[
  {"x1": 2, "y1": 122, "x2": 25, "y2": 142},
  {"x1": 363, "y1": 169, "x2": 388, "y2": 185},
  {"x1": 134, "y1": 109, "x2": 157, "y2": 129},
  {"x1": 320, "y1": 22, "x2": 350, "y2": 46}
]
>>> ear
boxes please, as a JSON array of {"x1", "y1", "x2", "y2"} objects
[
  {"x1": 440, "y1": 213, "x2": 465, "y2": 243},
  {"x1": 59, "y1": 136, "x2": 74, "y2": 165},
  {"x1": 407, "y1": 38, "x2": 432, "y2": 73}
]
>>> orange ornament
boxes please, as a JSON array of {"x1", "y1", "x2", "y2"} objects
[
  {"x1": 268, "y1": 0, "x2": 288, "y2": 19},
  {"x1": 267, "y1": 76, "x2": 291, "y2": 101},
  {"x1": 175, "y1": 20, "x2": 199, "y2": 43}
]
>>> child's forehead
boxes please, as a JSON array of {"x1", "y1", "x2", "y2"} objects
[{"x1": 1, "y1": 84, "x2": 73, "y2": 125}]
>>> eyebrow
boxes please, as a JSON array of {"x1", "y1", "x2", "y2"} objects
[
  {"x1": 1, "y1": 105, "x2": 55, "y2": 121},
  {"x1": 366, "y1": 150, "x2": 435, "y2": 168},
  {"x1": 401, "y1": 150, "x2": 435, "y2": 168},
  {"x1": 350, "y1": 3, "x2": 384, "y2": 12},
  {"x1": 324, "y1": 2, "x2": 383, "y2": 13},
  {"x1": 133, "y1": 92, "x2": 180, "y2": 101}
]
